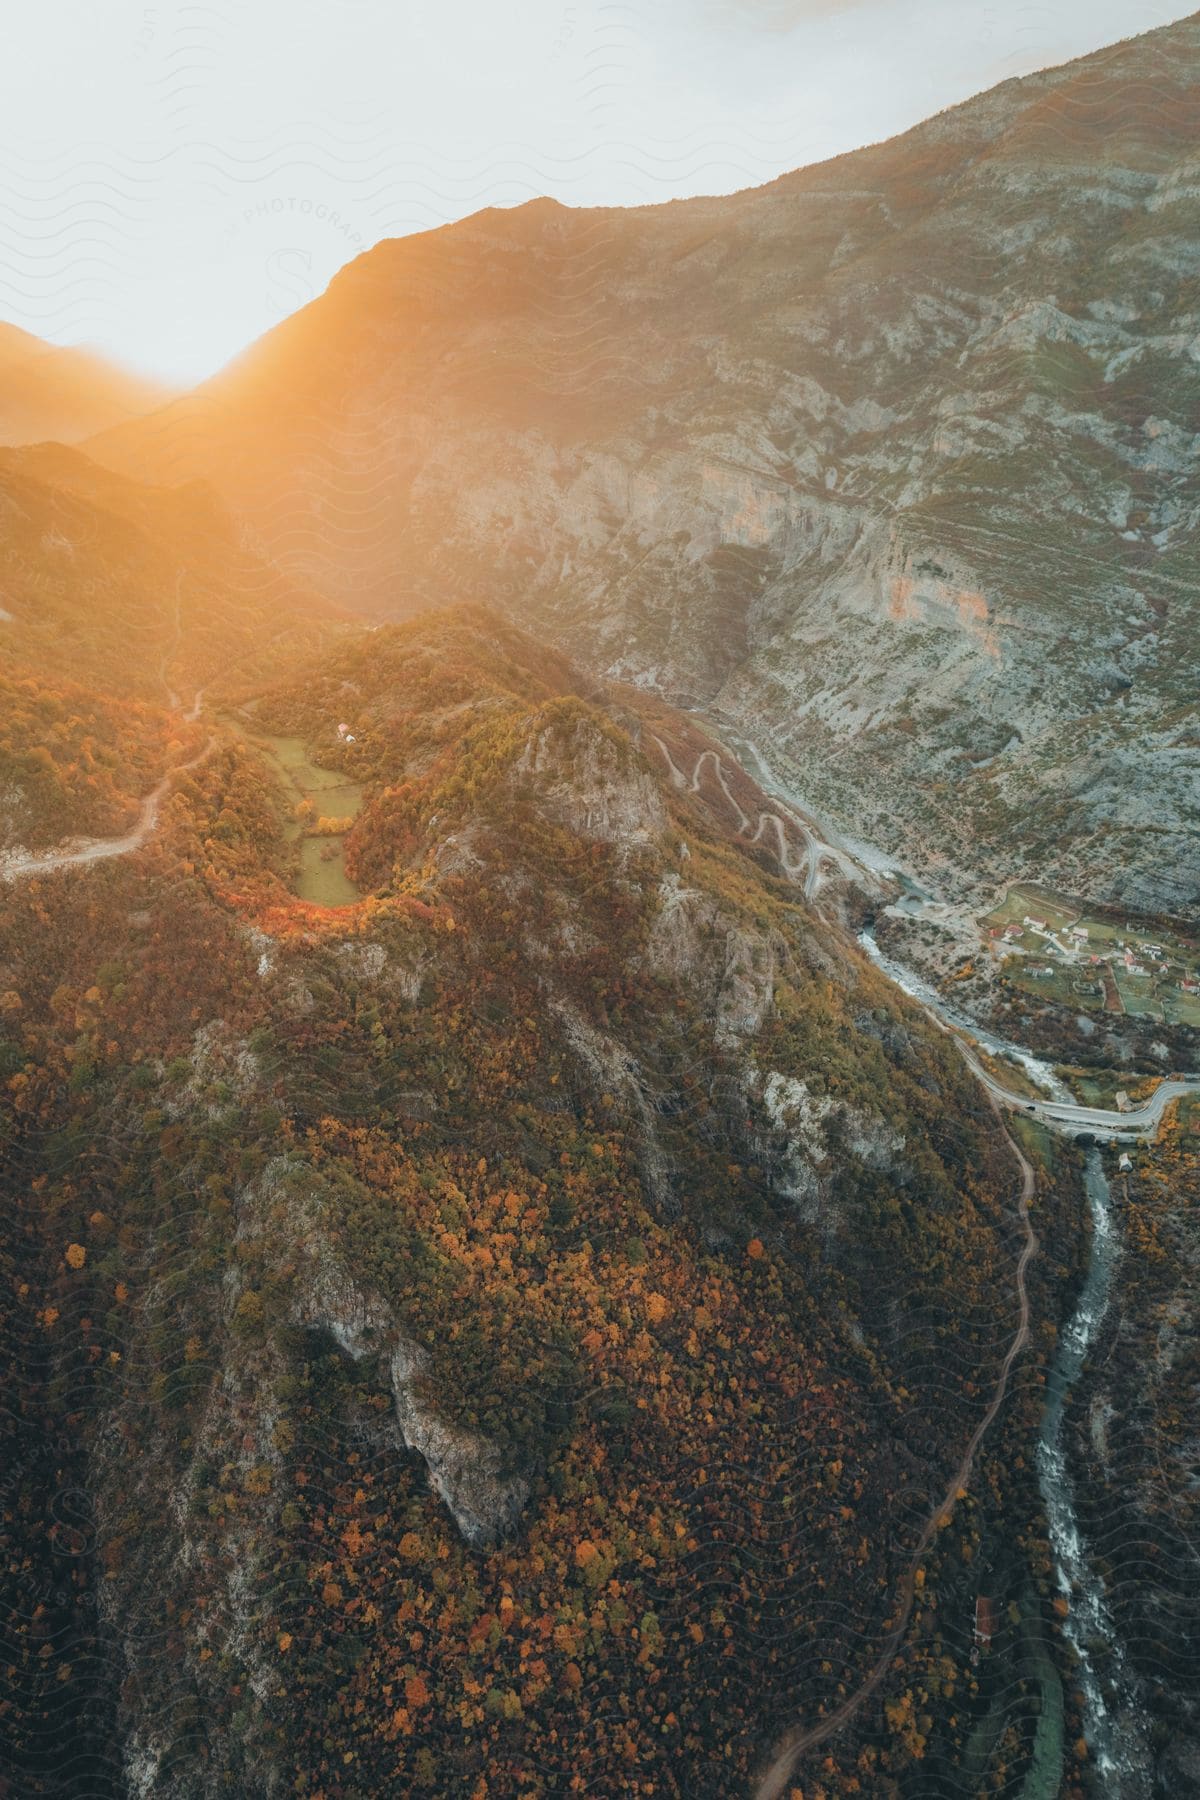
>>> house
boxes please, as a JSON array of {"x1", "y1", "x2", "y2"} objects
[
  {"x1": 974, "y1": 1596, "x2": 997, "y2": 1649},
  {"x1": 1024, "y1": 916, "x2": 1048, "y2": 931},
  {"x1": 1069, "y1": 925, "x2": 1089, "y2": 942},
  {"x1": 1118, "y1": 1152, "x2": 1133, "y2": 1173},
  {"x1": 1003, "y1": 924, "x2": 1023, "y2": 941}
]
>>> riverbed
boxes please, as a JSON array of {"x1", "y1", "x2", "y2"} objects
[
  {"x1": 1036, "y1": 1153, "x2": 1153, "y2": 1797},
  {"x1": 858, "y1": 924, "x2": 1074, "y2": 1101},
  {"x1": 715, "y1": 720, "x2": 1150, "y2": 1789}
]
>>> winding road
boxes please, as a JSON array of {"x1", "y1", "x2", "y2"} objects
[
  {"x1": 0, "y1": 727, "x2": 214, "y2": 885},
  {"x1": 756, "y1": 1110, "x2": 1038, "y2": 1799},
  {"x1": 9, "y1": 695, "x2": 1195, "y2": 1792},
  {"x1": 671, "y1": 726, "x2": 1200, "y2": 1791},
  {"x1": 651, "y1": 734, "x2": 1200, "y2": 1143},
  {"x1": 650, "y1": 734, "x2": 829, "y2": 899},
  {"x1": 649, "y1": 725, "x2": 1059, "y2": 1794},
  {"x1": 958, "y1": 1043, "x2": 1200, "y2": 1142}
]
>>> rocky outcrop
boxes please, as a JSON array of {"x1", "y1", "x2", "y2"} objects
[
  {"x1": 513, "y1": 708, "x2": 668, "y2": 848},
  {"x1": 551, "y1": 997, "x2": 676, "y2": 1215},
  {"x1": 757, "y1": 1069, "x2": 907, "y2": 1225},
  {"x1": 646, "y1": 874, "x2": 778, "y2": 1046},
  {"x1": 284, "y1": 1166, "x2": 532, "y2": 1549},
  {"x1": 389, "y1": 1342, "x2": 530, "y2": 1549},
  {"x1": 87, "y1": 12, "x2": 1200, "y2": 913}
]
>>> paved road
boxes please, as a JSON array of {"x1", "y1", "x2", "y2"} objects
[
  {"x1": 698, "y1": 719, "x2": 884, "y2": 898},
  {"x1": 650, "y1": 735, "x2": 830, "y2": 897},
  {"x1": 653, "y1": 729, "x2": 1200, "y2": 1140},
  {"x1": 961, "y1": 1046, "x2": 1200, "y2": 1141},
  {"x1": 668, "y1": 719, "x2": 1199, "y2": 1785}
]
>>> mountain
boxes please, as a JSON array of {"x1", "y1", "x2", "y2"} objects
[
  {"x1": 88, "y1": 11, "x2": 1200, "y2": 917},
  {"x1": 0, "y1": 443, "x2": 338, "y2": 705},
  {"x1": 6, "y1": 15, "x2": 1199, "y2": 1797},
  {"x1": 0, "y1": 602, "x2": 1065, "y2": 1797},
  {"x1": 0, "y1": 443, "x2": 340, "y2": 856},
  {"x1": 0, "y1": 324, "x2": 171, "y2": 447}
]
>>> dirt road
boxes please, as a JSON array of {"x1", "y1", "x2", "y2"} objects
[
  {"x1": 1, "y1": 730, "x2": 214, "y2": 884},
  {"x1": 755, "y1": 1111, "x2": 1038, "y2": 1797}
]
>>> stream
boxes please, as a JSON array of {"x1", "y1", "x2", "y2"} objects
[
  {"x1": 860, "y1": 930, "x2": 1150, "y2": 1793},
  {"x1": 708, "y1": 720, "x2": 1147, "y2": 1791},
  {"x1": 857, "y1": 924, "x2": 1074, "y2": 1102},
  {"x1": 862, "y1": 926, "x2": 1151, "y2": 1792},
  {"x1": 1035, "y1": 1153, "x2": 1153, "y2": 1796}
]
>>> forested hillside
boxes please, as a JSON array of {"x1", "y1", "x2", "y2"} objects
[
  {"x1": 86, "y1": 12, "x2": 1200, "y2": 913},
  {"x1": 0, "y1": 445, "x2": 336, "y2": 708},
  {"x1": 0, "y1": 445, "x2": 339, "y2": 856},
  {"x1": 0, "y1": 605, "x2": 1053, "y2": 1796}
]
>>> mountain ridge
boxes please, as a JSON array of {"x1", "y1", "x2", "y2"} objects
[
  {"x1": 0, "y1": 322, "x2": 173, "y2": 447},
  {"x1": 84, "y1": 10, "x2": 1200, "y2": 917},
  {"x1": 0, "y1": 599, "x2": 1051, "y2": 1796}
]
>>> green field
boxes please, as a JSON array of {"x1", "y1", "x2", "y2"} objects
[
  {"x1": 226, "y1": 722, "x2": 366, "y2": 906},
  {"x1": 982, "y1": 883, "x2": 1200, "y2": 1027},
  {"x1": 1054, "y1": 1069, "x2": 1159, "y2": 1110}
]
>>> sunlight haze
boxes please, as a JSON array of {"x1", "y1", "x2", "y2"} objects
[{"x1": 0, "y1": 0, "x2": 1190, "y2": 382}]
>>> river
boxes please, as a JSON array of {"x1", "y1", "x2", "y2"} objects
[
  {"x1": 857, "y1": 924, "x2": 1074, "y2": 1102},
  {"x1": 862, "y1": 934, "x2": 1151, "y2": 1792},
  {"x1": 710, "y1": 718, "x2": 1148, "y2": 1791},
  {"x1": 1035, "y1": 1152, "x2": 1153, "y2": 1796}
]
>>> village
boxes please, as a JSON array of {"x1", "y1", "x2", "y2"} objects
[{"x1": 982, "y1": 884, "x2": 1200, "y2": 1028}]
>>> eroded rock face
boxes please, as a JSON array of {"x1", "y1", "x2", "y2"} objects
[
  {"x1": 757, "y1": 1070, "x2": 907, "y2": 1225},
  {"x1": 389, "y1": 1343, "x2": 531, "y2": 1549},
  {"x1": 88, "y1": 12, "x2": 1200, "y2": 914},
  {"x1": 286, "y1": 1175, "x2": 531, "y2": 1550},
  {"x1": 513, "y1": 710, "x2": 667, "y2": 847},
  {"x1": 646, "y1": 875, "x2": 778, "y2": 1046}
]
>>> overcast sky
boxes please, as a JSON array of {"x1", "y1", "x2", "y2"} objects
[{"x1": 0, "y1": 1, "x2": 1189, "y2": 381}]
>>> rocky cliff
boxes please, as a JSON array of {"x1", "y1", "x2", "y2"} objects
[
  {"x1": 0, "y1": 608, "x2": 1030, "y2": 1796},
  {"x1": 88, "y1": 12, "x2": 1200, "y2": 914}
]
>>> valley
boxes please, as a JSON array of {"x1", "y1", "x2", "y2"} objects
[
  {"x1": 633, "y1": 711, "x2": 1199, "y2": 1795},
  {"x1": 0, "y1": 614, "x2": 1068, "y2": 1796},
  {"x1": 83, "y1": 11, "x2": 1200, "y2": 921},
  {"x1": 221, "y1": 717, "x2": 367, "y2": 907},
  {"x1": 2, "y1": 10, "x2": 1199, "y2": 1797},
  {"x1": 4, "y1": 649, "x2": 1194, "y2": 1796}
]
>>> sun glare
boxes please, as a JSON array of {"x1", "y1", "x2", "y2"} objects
[{"x1": 0, "y1": 0, "x2": 1185, "y2": 384}]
